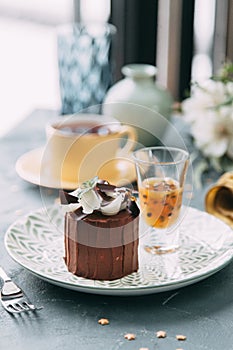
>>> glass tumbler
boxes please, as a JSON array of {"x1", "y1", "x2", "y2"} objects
[
  {"x1": 57, "y1": 22, "x2": 116, "y2": 115},
  {"x1": 132, "y1": 146, "x2": 189, "y2": 254}
]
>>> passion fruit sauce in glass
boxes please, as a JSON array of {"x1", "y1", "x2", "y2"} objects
[
  {"x1": 133, "y1": 146, "x2": 190, "y2": 255},
  {"x1": 139, "y1": 177, "x2": 183, "y2": 229}
]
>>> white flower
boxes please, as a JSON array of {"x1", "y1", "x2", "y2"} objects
[{"x1": 182, "y1": 79, "x2": 233, "y2": 160}]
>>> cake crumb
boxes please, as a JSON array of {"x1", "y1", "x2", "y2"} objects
[
  {"x1": 124, "y1": 333, "x2": 136, "y2": 340},
  {"x1": 176, "y1": 334, "x2": 187, "y2": 341},
  {"x1": 98, "y1": 318, "x2": 109, "y2": 325},
  {"x1": 156, "y1": 330, "x2": 167, "y2": 338}
]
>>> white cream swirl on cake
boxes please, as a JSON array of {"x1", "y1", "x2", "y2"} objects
[{"x1": 61, "y1": 176, "x2": 133, "y2": 216}]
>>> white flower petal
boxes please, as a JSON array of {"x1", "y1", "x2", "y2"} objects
[
  {"x1": 226, "y1": 138, "x2": 233, "y2": 159},
  {"x1": 191, "y1": 113, "x2": 217, "y2": 143},
  {"x1": 202, "y1": 138, "x2": 228, "y2": 158},
  {"x1": 226, "y1": 82, "x2": 233, "y2": 95}
]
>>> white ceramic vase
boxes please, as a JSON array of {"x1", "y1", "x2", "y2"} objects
[{"x1": 102, "y1": 64, "x2": 173, "y2": 147}]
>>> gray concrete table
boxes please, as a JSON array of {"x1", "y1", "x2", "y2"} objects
[{"x1": 0, "y1": 110, "x2": 232, "y2": 350}]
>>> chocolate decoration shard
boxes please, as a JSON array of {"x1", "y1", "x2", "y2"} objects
[{"x1": 59, "y1": 190, "x2": 78, "y2": 205}]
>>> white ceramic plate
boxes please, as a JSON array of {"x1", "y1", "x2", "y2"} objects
[
  {"x1": 15, "y1": 147, "x2": 136, "y2": 189},
  {"x1": 4, "y1": 206, "x2": 233, "y2": 296}
]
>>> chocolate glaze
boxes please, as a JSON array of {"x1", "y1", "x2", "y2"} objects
[{"x1": 61, "y1": 182, "x2": 140, "y2": 280}]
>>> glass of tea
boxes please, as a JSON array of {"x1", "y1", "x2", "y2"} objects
[{"x1": 132, "y1": 146, "x2": 190, "y2": 254}]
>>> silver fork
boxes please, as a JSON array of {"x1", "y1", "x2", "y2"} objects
[{"x1": 0, "y1": 267, "x2": 42, "y2": 314}]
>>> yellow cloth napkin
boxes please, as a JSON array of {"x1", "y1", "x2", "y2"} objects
[{"x1": 205, "y1": 172, "x2": 233, "y2": 228}]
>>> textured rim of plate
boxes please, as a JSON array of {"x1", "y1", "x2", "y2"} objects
[{"x1": 4, "y1": 206, "x2": 233, "y2": 296}]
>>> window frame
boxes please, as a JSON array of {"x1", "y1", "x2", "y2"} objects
[
  {"x1": 213, "y1": 0, "x2": 233, "y2": 73},
  {"x1": 76, "y1": 0, "x2": 233, "y2": 101}
]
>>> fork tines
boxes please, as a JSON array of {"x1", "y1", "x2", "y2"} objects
[
  {"x1": 0, "y1": 267, "x2": 42, "y2": 314},
  {"x1": 4, "y1": 299, "x2": 37, "y2": 314}
]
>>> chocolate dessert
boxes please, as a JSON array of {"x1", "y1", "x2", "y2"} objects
[{"x1": 60, "y1": 177, "x2": 140, "y2": 280}]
